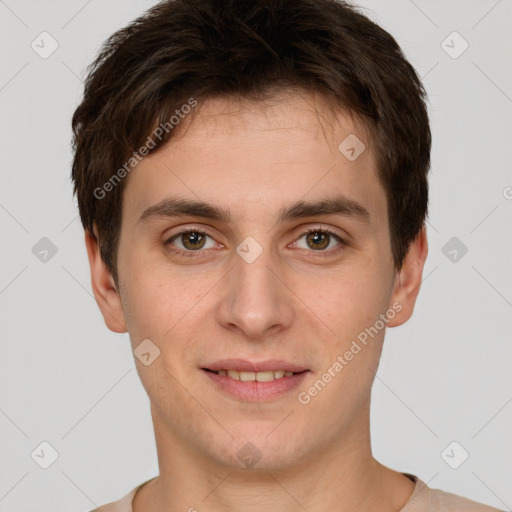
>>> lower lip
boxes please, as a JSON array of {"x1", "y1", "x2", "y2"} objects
[{"x1": 202, "y1": 369, "x2": 309, "y2": 402}]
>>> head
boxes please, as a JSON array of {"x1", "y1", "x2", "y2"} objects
[{"x1": 72, "y1": 0, "x2": 430, "y2": 471}]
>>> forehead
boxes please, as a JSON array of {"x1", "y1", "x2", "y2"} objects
[
  {"x1": 121, "y1": 89, "x2": 385, "y2": 227},
  {"x1": 177, "y1": 89, "x2": 371, "y2": 155}
]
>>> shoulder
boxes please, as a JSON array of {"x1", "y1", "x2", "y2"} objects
[
  {"x1": 89, "y1": 477, "x2": 155, "y2": 512},
  {"x1": 89, "y1": 487, "x2": 137, "y2": 512},
  {"x1": 402, "y1": 474, "x2": 505, "y2": 512},
  {"x1": 429, "y1": 487, "x2": 505, "y2": 512}
]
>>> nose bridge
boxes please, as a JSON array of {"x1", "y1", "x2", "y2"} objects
[{"x1": 216, "y1": 239, "x2": 294, "y2": 339}]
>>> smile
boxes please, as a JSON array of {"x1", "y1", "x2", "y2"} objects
[
  {"x1": 201, "y1": 360, "x2": 310, "y2": 401},
  {"x1": 208, "y1": 369, "x2": 297, "y2": 381}
]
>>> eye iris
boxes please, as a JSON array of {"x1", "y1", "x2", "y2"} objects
[
  {"x1": 306, "y1": 231, "x2": 329, "y2": 250},
  {"x1": 182, "y1": 232, "x2": 205, "y2": 250}
]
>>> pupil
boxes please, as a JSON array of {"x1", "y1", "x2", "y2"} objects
[
  {"x1": 184, "y1": 232, "x2": 204, "y2": 250},
  {"x1": 307, "y1": 232, "x2": 329, "y2": 250}
]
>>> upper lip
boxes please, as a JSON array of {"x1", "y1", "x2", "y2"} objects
[{"x1": 203, "y1": 359, "x2": 309, "y2": 373}]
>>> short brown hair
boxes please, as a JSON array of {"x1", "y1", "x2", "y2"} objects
[{"x1": 71, "y1": 0, "x2": 431, "y2": 286}]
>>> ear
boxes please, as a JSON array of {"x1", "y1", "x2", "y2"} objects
[
  {"x1": 84, "y1": 224, "x2": 127, "y2": 333},
  {"x1": 387, "y1": 226, "x2": 428, "y2": 327}
]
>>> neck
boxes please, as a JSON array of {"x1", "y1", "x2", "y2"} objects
[{"x1": 133, "y1": 401, "x2": 415, "y2": 512}]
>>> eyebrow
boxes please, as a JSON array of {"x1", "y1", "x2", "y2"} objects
[{"x1": 138, "y1": 195, "x2": 370, "y2": 225}]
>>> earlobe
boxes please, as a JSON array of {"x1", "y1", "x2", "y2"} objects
[
  {"x1": 84, "y1": 225, "x2": 127, "y2": 333},
  {"x1": 387, "y1": 226, "x2": 428, "y2": 328}
]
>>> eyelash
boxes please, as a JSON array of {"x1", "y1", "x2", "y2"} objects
[
  {"x1": 164, "y1": 227, "x2": 347, "y2": 259},
  {"x1": 300, "y1": 228, "x2": 346, "y2": 257}
]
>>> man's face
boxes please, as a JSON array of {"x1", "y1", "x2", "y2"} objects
[{"x1": 101, "y1": 90, "x2": 413, "y2": 470}]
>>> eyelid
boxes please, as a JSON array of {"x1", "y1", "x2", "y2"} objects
[
  {"x1": 291, "y1": 225, "x2": 347, "y2": 254},
  {"x1": 164, "y1": 226, "x2": 221, "y2": 257},
  {"x1": 164, "y1": 225, "x2": 219, "y2": 242},
  {"x1": 294, "y1": 222, "x2": 349, "y2": 243}
]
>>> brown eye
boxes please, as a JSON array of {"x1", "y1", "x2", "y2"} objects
[
  {"x1": 305, "y1": 231, "x2": 330, "y2": 250},
  {"x1": 167, "y1": 230, "x2": 216, "y2": 252},
  {"x1": 181, "y1": 231, "x2": 206, "y2": 250},
  {"x1": 296, "y1": 230, "x2": 342, "y2": 251}
]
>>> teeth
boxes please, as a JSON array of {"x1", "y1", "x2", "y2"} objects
[
  {"x1": 239, "y1": 371, "x2": 256, "y2": 381},
  {"x1": 256, "y1": 371, "x2": 274, "y2": 382},
  {"x1": 217, "y1": 370, "x2": 297, "y2": 381}
]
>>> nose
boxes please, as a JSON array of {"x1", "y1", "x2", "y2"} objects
[{"x1": 215, "y1": 243, "x2": 295, "y2": 341}]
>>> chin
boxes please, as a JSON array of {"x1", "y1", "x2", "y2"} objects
[{"x1": 204, "y1": 425, "x2": 311, "y2": 472}]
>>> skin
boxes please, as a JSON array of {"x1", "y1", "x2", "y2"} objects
[{"x1": 85, "y1": 88, "x2": 428, "y2": 512}]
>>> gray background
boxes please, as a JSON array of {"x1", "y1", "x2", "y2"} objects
[{"x1": 0, "y1": 0, "x2": 511, "y2": 510}]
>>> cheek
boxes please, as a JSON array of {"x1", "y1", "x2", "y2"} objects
[
  {"x1": 119, "y1": 249, "x2": 196, "y2": 334},
  {"x1": 120, "y1": 262, "x2": 218, "y2": 379},
  {"x1": 314, "y1": 263, "x2": 393, "y2": 335}
]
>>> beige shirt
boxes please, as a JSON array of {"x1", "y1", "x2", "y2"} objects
[{"x1": 91, "y1": 473, "x2": 505, "y2": 512}]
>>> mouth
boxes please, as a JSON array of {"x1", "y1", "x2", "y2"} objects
[
  {"x1": 203, "y1": 368, "x2": 300, "y2": 381},
  {"x1": 201, "y1": 359, "x2": 310, "y2": 401}
]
